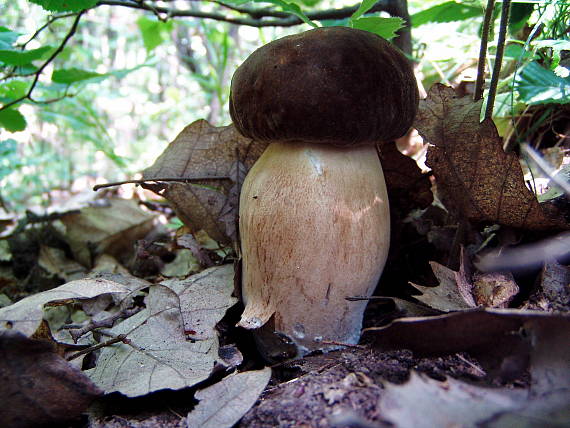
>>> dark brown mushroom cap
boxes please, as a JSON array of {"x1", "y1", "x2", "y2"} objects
[{"x1": 229, "y1": 26, "x2": 419, "y2": 146}]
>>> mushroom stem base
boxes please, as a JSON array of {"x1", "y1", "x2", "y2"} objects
[{"x1": 239, "y1": 142, "x2": 390, "y2": 360}]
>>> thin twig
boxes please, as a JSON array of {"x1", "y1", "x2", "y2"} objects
[
  {"x1": 92, "y1": 175, "x2": 231, "y2": 191},
  {"x1": 66, "y1": 333, "x2": 130, "y2": 361},
  {"x1": 68, "y1": 307, "x2": 142, "y2": 343},
  {"x1": 95, "y1": 0, "x2": 391, "y2": 27},
  {"x1": 21, "y1": 12, "x2": 77, "y2": 49},
  {"x1": 474, "y1": 0, "x2": 496, "y2": 101},
  {"x1": 484, "y1": 0, "x2": 512, "y2": 120},
  {"x1": 0, "y1": 13, "x2": 84, "y2": 112}
]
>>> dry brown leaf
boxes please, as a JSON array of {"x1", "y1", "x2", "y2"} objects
[
  {"x1": 411, "y1": 262, "x2": 473, "y2": 311},
  {"x1": 415, "y1": 84, "x2": 566, "y2": 230},
  {"x1": 366, "y1": 309, "x2": 569, "y2": 380},
  {"x1": 143, "y1": 120, "x2": 268, "y2": 243},
  {"x1": 0, "y1": 330, "x2": 102, "y2": 427},
  {"x1": 411, "y1": 257, "x2": 476, "y2": 311},
  {"x1": 472, "y1": 272, "x2": 519, "y2": 308},
  {"x1": 59, "y1": 198, "x2": 156, "y2": 267},
  {"x1": 379, "y1": 142, "x2": 433, "y2": 216}
]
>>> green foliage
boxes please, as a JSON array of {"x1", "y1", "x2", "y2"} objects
[
  {"x1": 516, "y1": 61, "x2": 570, "y2": 105},
  {"x1": 0, "y1": 139, "x2": 22, "y2": 181},
  {"x1": 256, "y1": 0, "x2": 317, "y2": 27},
  {"x1": 532, "y1": 40, "x2": 570, "y2": 69},
  {"x1": 0, "y1": 27, "x2": 21, "y2": 49},
  {"x1": 51, "y1": 68, "x2": 106, "y2": 84},
  {"x1": 0, "y1": 80, "x2": 29, "y2": 100},
  {"x1": 411, "y1": 1, "x2": 481, "y2": 27},
  {"x1": 28, "y1": 0, "x2": 97, "y2": 12},
  {"x1": 348, "y1": 0, "x2": 404, "y2": 40},
  {"x1": 351, "y1": 0, "x2": 377, "y2": 21},
  {"x1": 351, "y1": 17, "x2": 405, "y2": 40},
  {"x1": 137, "y1": 17, "x2": 174, "y2": 53},
  {"x1": 0, "y1": 46, "x2": 53, "y2": 66},
  {"x1": 0, "y1": 108, "x2": 27, "y2": 132},
  {"x1": 509, "y1": 3, "x2": 534, "y2": 35}
]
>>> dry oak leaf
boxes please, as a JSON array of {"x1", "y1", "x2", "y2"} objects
[
  {"x1": 415, "y1": 84, "x2": 566, "y2": 230},
  {"x1": 143, "y1": 120, "x2": 268, "y2": 244},
  {"x1": 59, "y1": 198, "x2": 156, "y2": 267}
]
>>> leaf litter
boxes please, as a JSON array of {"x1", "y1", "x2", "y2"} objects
[{"x1": 0, "y1": 85, "x2": 568, "y2": 426}]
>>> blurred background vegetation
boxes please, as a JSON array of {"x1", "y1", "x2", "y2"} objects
[{"x1": 1, "y1": 0, "x2": 568, "y2": 213}]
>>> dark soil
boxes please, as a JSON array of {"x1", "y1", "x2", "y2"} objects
[{"x1": 238, "y1": 346, "x2": 511, "y2": 428}]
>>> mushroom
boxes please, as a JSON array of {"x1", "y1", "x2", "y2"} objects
[{"x1": 230, "y1": 26, "x2": 418, "y2": 361}]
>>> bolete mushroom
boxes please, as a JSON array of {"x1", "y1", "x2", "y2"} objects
[{"x1": 230, "y1": 26, "x2": 418, "y2": 360}]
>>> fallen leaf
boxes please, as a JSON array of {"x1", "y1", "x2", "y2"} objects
[
  {"x1": 60, "y1": 198, "x2": 156, "y2": 267},
  {"x1": 410, "y1": 261, "x2": 475, "y2": 311},
  {"x1": 378, "y1": 372, "x2": 525, "y2": 428},
  {"x1": 366, "y1": 309, "x2": 570, "y2": 380},
  {"x1": 160, "y1": 249, "x2": 200, "y2": 278},
  {"x1": 378, "y1": 312, "x2": 570, "y2": 427},
  {"x1": 414, "y1": 84, "x2": 566, "y2": 230},
  {"x1": 38, "y1": 245, "x2": 87, "y2": 281},
  {"x1": 379, "y1": 142, "x2": 433, "y2": 216},
  {"x1": 161, "y1": 264, "x2": 237, "y2": 340},
  {"x1": 142, "y1": 120, "x2": 268, "y2": 243},
  {"x1": 472, "y1": 272, "x2": 519, "y2": 308},
  {"x1": 0, "y1": 330, "x2": 101, "y2": 428},
  {"x1": 177, "y1": 233, "x2": 214, "y2": 267},
  {"x1": 186, "y1": 368, "x2": 271, "y2": 428},
  {"x1": 87, "y1": 265, "x2": 236, "y2": 397},
  {"x1": 0, "y1": 278, "x2": 130, "y2": 336}
]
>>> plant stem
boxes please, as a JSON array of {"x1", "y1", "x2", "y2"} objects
[
  {"x1": 484, "y1": 0, "x2": 512, "y2": 120},
  {"x1": 474, "y1": 0, "x2": 496, "y2": 101}
]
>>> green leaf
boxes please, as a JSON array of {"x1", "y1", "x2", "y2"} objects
[
  {"x1": 532, "y1": 40, "x2": 570, "y2": 69},
  {"x1": 0, "y1": 81, "x2": 29, "y2": 100},
  {"x1": 411, "y1": 1, "x2": 481, "y2": 27},
  {"x1": 0, "y1": 108, "x2": 27, "y2": 132},
  {"x1": 0, "y1": 27, "x2": 20, "y2": 49},
  {"x1": 52, "y1": 68, "x2": 106, "y2": 84},
  {"x1": 351, "y1": 0, "x2": 377, "y2": 20},
  {"x1": 137, "y1": 17, "x2": 173, "y2": 52},
  {"x1": 255, "y1": 0, "x2": 317, "y2": 27},
  {"x1": 516, "y1": 61, "x2": 570, "y2": 105},
  {"x1": 0, "y1": 46, "x2": 52, "y2": 66},
  {"x1": 351, "y1": 17, "x2": 405, "y2": 40},
  {"x1": 28, "y1": 0, "x2": 97, "y2": 12},
  {"x1": 509, "y1": 3, "x2": 534, "y2": 35}
]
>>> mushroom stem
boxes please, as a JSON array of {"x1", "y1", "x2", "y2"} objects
[{"x1": 238, "y1": 141, "x2": 390, "y2": 357}]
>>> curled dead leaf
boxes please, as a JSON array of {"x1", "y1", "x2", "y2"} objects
[
  {"x1": 143, "y1": 120, "x2": 268, "y2": 243},
  {"x1": 415, "y1": 84, "x2": 567, "y2": 230}
]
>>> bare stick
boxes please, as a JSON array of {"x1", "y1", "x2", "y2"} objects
[
  {"x1": 66, "y1": 333, "x2": 130, "y2": 361},
  {"x1": 484, "y1": 0, "x2": 512, "y2": 120},
  {"x1": 95, "y1": 0, "x2": 392, "y2": 28},
  {"x1": 68, "y1": 307, "x2": 142, "y2": 343},
  {"x1": 474, "y1": 0, "x2": 496, "y2": 101},
  {"x1": 92, "y1": 176, "x2": 231, "y2": 191}
]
